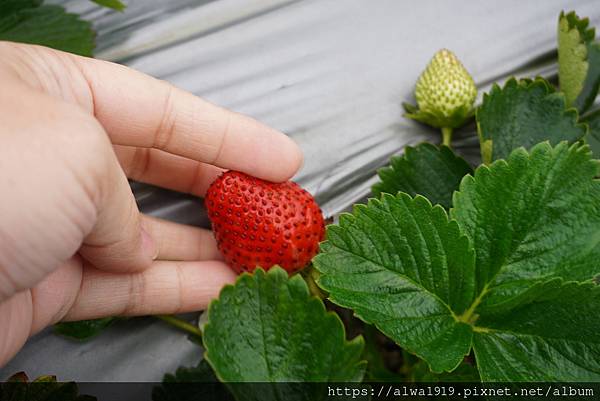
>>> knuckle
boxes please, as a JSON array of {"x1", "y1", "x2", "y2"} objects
[
  {"x1": 210, "y1": 109, "x2": 232, "y2": 165},
  {"x1": 129, "y1": 147, "x2": 151, "y2": 181},
  {"x1": 153, "y1": 83, "x2": 177, "y2": 150},
  {"x1": 123, "y1": 272, "x2": 147, "y2": 315},
  {"x1": 173, "y1": 262, "x2": 185, "y2": 314}
]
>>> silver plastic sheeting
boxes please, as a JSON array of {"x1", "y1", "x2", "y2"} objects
[{"x1": 2, "y1": 0, "x2": 599, "y2": 385}]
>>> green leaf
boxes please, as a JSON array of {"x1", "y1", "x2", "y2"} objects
[
  {"x1": 203, "y1": 267, "x2": 365, "y2": 400},
  {"x1": 152, "y1": 360, "x2": 234, "y2": 401},
  {"x1": 54, "y1": 318, "x2": 117, "y2": 340},
  {"x1": 372, "y1": 143, "x2": 473, "y2": 209},
  {"x1": 0, "y1": 372, "x2": 96, "y2": 401},
  {"x1": 404, "y1": 106, "x2": 475, "y2": 131},
  {"x1": 0, "y1": 3, "x2": 95, "y2": 57},
  {"x1": 584, "y1": 108, "x2": 600, "y2": 158},
  {"x1": 476, "y1": 78, "x2": 587, "y2": 163},
  {"x1": 558, "y1": 11, "x2": 600, "y2": 113},
  {"x1": 314, "y1": 194, "x2": 476, "y2": 373},
  {"x1": 411, "y1": 360, "x2": 480, "y2": 382},
  {"x1": 361, "y1": 325, "x2": 402, "y2": 382},
  {"x1": 451, "y1": 142, "x2": 600, "y2": 305},
  {"x1": 0, "y1": 1, "x2": 42, "y2": 15},
  {"x1": 316, "y1": 142, "x2": 600, "y2": 381},
  {"x1": 461, "y1": 143, "x2": 600, "y2": 381},
  {"x1": 474, "y1": 281, "x2": 600, "y2": 381},
  {"x1": 91, "y1": 0, "x2": 126, "y2": 11},
  {"x1": 402, "y1": 102, "x2": 418, "y2": 114}
]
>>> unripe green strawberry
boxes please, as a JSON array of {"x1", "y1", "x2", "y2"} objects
[
  {"x1": 205, "y1": 171, "x2": 325, "y2": 275},
  {"x1": 415, "y1": 49, "x2": 476, "y2": 124},
  {"x1": 404, "y1": 49, "x2": 476, "y2": 146}
]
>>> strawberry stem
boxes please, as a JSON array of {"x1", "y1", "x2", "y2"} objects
[
  {"x1": 155, "y1": 314, "x2": 203, "y2": 339},
  {"x1": 441, "y1": 127, "x2": 453, "y2": 147},
  {"x1": 301, "y1": 266, "x2": 327, "y2": 300}
]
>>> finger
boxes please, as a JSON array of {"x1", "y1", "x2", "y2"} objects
[
  {"x1": 63, "y1": 260, "x2": 236, "y2": 320},
  {"x1": 0, "y1": 291, "x2": 32, "y2": 366},
  {"x1": 72, "y1": 55, "x2": 303, "y2": 182},
  {"x1": 77, "y1": 125, "x2": 158, "y2": 273},
  {"x1": 1, "y1": 258, "x2": 81, "y2": 365},
  {"x1": 141, "y1": 215, "x2": 222, "y2": 261},
  {"x1": 113, "y1": 145, "x2": 223, "y2": 196},
  {"x1": 7, "y1": 257, "x2": 233, "y2": 364},
  {"x1": 29, "y1": 256, "x2": 82, "y2": 335}
]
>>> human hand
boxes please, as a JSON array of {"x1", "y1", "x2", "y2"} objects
[{"x1": 0, "y1": 42, "x2": 303, "y2": 366}]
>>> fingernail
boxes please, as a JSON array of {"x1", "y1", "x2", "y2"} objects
[{"x1": 141, "y1": 226, "x2": 158, "y2": 260}]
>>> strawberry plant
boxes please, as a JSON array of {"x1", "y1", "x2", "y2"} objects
[
  {"x1": 0, "y1": 372, "x2": 95, "y2": 400},
  {"x1": 315, "y1": 141, "x2": 600, "y2": 380},
  {"x1": 196, "y1": 9, "x2": 600, "y2": 393},
  {"x1": 0, "y1": 0, "x2": 125, "y2": 57},
  {"x1": 558, "y1": 11, "x2": 600, "y2": 113}
]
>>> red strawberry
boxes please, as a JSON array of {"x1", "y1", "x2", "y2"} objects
[{"x1": 204, "y1": 171, "x2": 325, "y2": 274}]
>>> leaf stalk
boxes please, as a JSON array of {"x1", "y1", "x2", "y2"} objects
[
  {"x1": 155, "y1": 314, "x2": 203, "y2": 339},
  {"x1": 458, "y1": 285, "x2": 489, "y2": 324}
]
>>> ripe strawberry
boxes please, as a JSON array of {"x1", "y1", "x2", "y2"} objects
[{"x1": 204, "y1": 171, "x2": 325, "y2": 274}]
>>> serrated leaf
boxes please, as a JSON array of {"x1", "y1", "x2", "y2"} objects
[
  {"x1": 316, "y1": 142, "x2": 600, "y2": 381},
  {"x1": 404, "y1": 107, "x2": 475, "y2": 131},
  {"x1": 0, "y1": 372, "x2": 96, "y2": 401},
  {"x1": 584, "y1": 108, "x2": 600, "y2": 158},
  {"x1": 152, "y1": 360, "x2": 234, "y2": 401},
  {"x1": 314, "y1": 194, "x2": 475, "y2": 373},
  {"x1": 54, "y1": 318, "x2": 117, "y2": 340},
  {"x1": 372, "y1": 143, "x2": 473, "y2": 209},
  {"x1": 461, "y1": 143, "x2": 600, "y2": 381},
  {"x1": 476, "y1": 78, "x2": 587, "y2": 163},
  {"x1": 558, "y1": 11, "x2": 600, "y2": 113},
  {"x1": 411, "y1": 360, "x2": 480, "y2": 382},
  {"x1": 451, "y1": 142, "x2": 600, "y2": 303},
  {"x1": 0, "y1": 3, "x2": 95, "y2": 56},
  {"x1": 402, "y1": 102, "x2": 418, "y2": 114},
  {"x1": 203, "y1": 267, "x2": 365, "y2": 401},
  {"x1": 0, "y1": 0, "x2": 42, "y2": 15},
  {"x1": 91, "y1": 0, "x2": 126, "y2": 11},
  {"x1": 474, "y1": 281, "x2": 600, "y2": 381},
  {"x1": 361, "y1": 325, "x2": 402, "y2": 382}
]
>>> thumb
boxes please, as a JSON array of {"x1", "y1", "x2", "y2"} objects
[
  {"x1": 78, "y1": 142, "x2": 158, "y2": 273},
  {"x1": 0, "y1": 82, "x2": 156, "y2": 303}
]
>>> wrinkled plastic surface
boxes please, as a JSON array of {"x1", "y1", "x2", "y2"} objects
[{"x1": 2, "y1": 0, "x2": 599, "y2": 386}]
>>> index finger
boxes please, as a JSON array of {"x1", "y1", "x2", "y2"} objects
[{"x1": 72, "y1": 55, "x2": 303, "y2": 182}]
